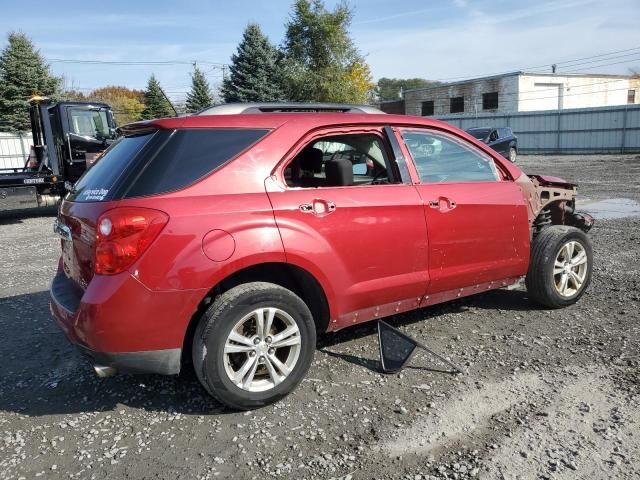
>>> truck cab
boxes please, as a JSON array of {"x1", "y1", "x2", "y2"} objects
[{"x1": 1, "y1": 96, "x2": 117, "y2": 211}]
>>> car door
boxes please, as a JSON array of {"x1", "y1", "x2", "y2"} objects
[
  {"x1": 265, "y1": 127, "x2": 429, "y2": 328},
  {"x1": 397, "y1": 127, "x2": 530, "y2": 296}
]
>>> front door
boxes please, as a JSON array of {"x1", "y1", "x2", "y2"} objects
[
  {"x1": 266, "y1": 128, "x2": 429, "y2": 328},
  {"x1": 398, "y1": 127, "x2": 530, "y2": 295}
]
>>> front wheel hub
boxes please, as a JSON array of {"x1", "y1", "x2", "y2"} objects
[{"x1": 553, "y1": 240, "x2": 588, "y2": 297}]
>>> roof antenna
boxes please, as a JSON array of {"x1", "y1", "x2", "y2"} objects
[{"x1": 552, "y1": 63, "x2": 557, "y2": 74}]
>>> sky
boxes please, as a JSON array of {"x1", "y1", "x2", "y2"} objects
[{"x1": 1, "y1": 0, "x2": 639, "y2": 103}]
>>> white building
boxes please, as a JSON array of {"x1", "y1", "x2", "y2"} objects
[{"x1": 401, "y1": 72, "x2": 640, "y2": 117}]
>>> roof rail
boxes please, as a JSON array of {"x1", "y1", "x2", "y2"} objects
[{"x1": 197, "y1": 102, "x2": 384, "y2": 115}]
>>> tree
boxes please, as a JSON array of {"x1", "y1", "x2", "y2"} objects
[
  {"x1": 141, "y1": 75, "x2": 175, "y2": 119},
  {"x1": 375, "y1": 78, "x2": 439, "y2": 101},
  {"x1": 186, "y1": 66, "x2": 213, "y2": 112},
  {"x1": 281, "y1": 0, "x2": 374, "y2": 103},
  {"x1": 0, "y1": 32, "x2": 61, "y2": 131},
  {"x1": 62, "y1": 86, "x2": 145, "y2": 125},
  {"x1": 90, "y1": 86, "x2": 145, "y2": 125},
  {"x1": 222, "y1": 24, "x2": 284, "y2": 103}
]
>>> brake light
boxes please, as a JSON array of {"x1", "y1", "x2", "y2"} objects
[{"x1": 95, "y1": 207, "x2": 169, "y2": 275}]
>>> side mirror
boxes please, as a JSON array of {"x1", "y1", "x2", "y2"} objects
[{"x1": 352, "y1": 163, "x2": 367, "y2": 176}]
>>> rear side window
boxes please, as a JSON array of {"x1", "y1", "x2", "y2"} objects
[
  {"x1": 69, "y1": 133, "x2": 155, "y2": 202},
  {"x1": 124, "y1": 128, "x2": 269, "y2": 198}
]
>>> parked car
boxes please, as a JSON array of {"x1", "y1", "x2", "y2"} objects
[
  {"x1": 466, "y1": 127, "x2": 518, "y2": 162},
  {"x1": 50, "y1": 103, "x2": 594, "y2": 410}
]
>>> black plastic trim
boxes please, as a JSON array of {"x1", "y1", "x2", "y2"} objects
[
  {"x1": 384, "y1": 125, "x2": 412, "y2": 184},
  {"x1": 77, "y1": 345, "x2": 182, "y2": 375},
  {"x1": 50, "y1": 270, "x2": 83, "y2": 313}
]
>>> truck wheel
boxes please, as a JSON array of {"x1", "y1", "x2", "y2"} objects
[
  {"x1": 192, "y1": 282, "x2": 316, "y2": 410},
  {"x1": 508, "y1": 147, "x2": 517, "y2": 162},
  {"x1": 526, "y1": 226, "x2": 592, "y2": 308}
]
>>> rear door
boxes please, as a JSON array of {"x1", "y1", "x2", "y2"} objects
[
  {"x1": 266, "y1": 127, "x2": 429, "y2": 327},
  {"x1": 398, "y1": 127, "x2": 529, "y2": 295}
]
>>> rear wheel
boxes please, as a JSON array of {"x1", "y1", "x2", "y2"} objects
[
  {"x1": 192, "y1": 282, "x2": 316, "y2": 410},
  {"x1": 508, "y1": 147, "x2": 517, "y2": 162},
  {"x1": 526, "y1": 226, "x2": 592, "y2": 308}
]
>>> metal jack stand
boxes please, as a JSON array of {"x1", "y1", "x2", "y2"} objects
[{"x1": 377, "y1": 320, "x2": 464, "y2": 374}]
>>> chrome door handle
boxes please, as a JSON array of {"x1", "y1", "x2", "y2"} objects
[
  {"x1": 299, "y1": 200, "x2": 336, "y2": 216},
  {"x1": 429, "y1": 197, "x2": 456, "y2": 212}
]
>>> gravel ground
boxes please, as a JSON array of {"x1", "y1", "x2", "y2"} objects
[{"x1": 0, "y1": 154, "x2": 639, "y2": 480}]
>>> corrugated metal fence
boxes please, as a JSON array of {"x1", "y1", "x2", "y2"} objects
[
  {"x1": 0, "y1": 132, "x2": 31, "y2": 170},
  {"x1": 436, "y1": 104, "x2": 640, "y2": 154}
]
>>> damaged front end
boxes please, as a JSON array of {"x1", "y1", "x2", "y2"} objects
[{"x1": 517, "y1": 174, "x2": 594, "y2": 235}]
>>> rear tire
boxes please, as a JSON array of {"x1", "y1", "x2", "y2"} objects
[
  {"x1": 192, "y1": 282, "x2": 316, "y2": 410},
  {"x1": 526, "y1": 226, "x2": 592, "y2": 308}
]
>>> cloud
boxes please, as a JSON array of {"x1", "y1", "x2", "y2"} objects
[{"x1": 354, "y1": 0, "x2": 640, "y2": 80}]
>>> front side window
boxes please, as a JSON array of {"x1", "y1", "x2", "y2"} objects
[
  {"x1": 285, "y1": 133, "x2": 396, "y2": 188},
  {"x1": 401, "y1": 130, "x2": 500, "y2": 183}
]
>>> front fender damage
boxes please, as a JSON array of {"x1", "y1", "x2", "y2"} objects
[{"x1": 517, "y1": 174, "x2": 594, "y2": 234}]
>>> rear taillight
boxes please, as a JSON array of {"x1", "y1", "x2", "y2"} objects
[{"x1": 95, "y1": 207, "x2": 169, "y2": 275}]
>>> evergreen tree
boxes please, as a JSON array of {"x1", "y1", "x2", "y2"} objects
[
  {"x1": 140, "y1": 75, "x2": 175, "y2": 119},
  {"x1": 282, "y1": 0, "x2": 373, "y2": 103},
  {"x1": 0, "y1": 32, "x2": 61, "y2": 131},
  {"x1": 185, "y1": 66, "x2": 213, "y2": 113},
  {"x1": 222, "y1": 24, "x2": 284, "y2": 103}
]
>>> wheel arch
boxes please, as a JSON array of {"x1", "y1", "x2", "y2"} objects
[{"x1": 181, "y1": 261, "x2": 332, "y2": 368}]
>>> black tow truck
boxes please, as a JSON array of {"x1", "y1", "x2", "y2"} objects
[{"x1": 0, "y1": 95, "x2": 117, "y2": 212}]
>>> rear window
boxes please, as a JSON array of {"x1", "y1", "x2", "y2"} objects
[
  {"x1": 123, "y1": 128, "x2": 269, "y2": 198},
  {"x1": 69, "y1": 132, "x2": 155, "y2": 202},
  {"x1": 68, "y1": 128, "x2": 268, "y2": 202}
]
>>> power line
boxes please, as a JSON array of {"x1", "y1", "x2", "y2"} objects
[
  {"x1": 564, "y1": 56, "x2": 640, "y2": 73},
  {"x1": 48, "y1": 58, "x2": 228, "y2": 67},
  {"x1": 432, "y1": 46, "x2": 640, "y2": 82}
]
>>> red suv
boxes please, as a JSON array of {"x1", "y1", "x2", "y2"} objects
[{"x1": 50, "y1": 103, "x2": 594, "y2": 409}]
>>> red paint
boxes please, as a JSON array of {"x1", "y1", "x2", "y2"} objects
[
  {"x1": 202, "y1": 229, "x2": 236, "y2": 262},
  {"x1": 50, "y1": 112, "x2": 565, "y2": 362}
]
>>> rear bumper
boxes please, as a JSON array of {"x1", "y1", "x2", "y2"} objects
[
  {"x1": 50, "y1": 267, "x2": 206, "y2": 375},
  {"x1": 75, "y1": 344, "x2": 181, "y2": 375}
]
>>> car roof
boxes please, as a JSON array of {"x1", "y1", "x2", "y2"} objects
[
  {"x1": 122, "y1": 113, "x2": 458, "y2": 133},
  {"x1": 197, "y1": 102, "x2": 384, "y2": 115}
]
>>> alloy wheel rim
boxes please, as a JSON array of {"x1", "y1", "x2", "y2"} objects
[
  {"x1": 223, "y1": 307, "x2": 301, "y2": 392},
  {"x1": 509, "y1": 149, "x2": 516, "y2": 162},
  {"x1": 553, "y1": 240, "x2": 588, "y2": 297}
]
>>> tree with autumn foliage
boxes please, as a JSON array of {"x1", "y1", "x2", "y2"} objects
[
  {"x1": 63, "y1": 86, "x2": 145, "y2": 126},
  {"x1": 280, "y1": 0, "x2": 374, "y2": 103}
]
